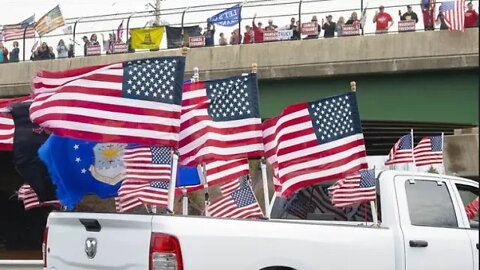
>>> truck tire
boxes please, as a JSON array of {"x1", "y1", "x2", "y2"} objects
[{"x1": 260, "y1": 267, "x2": 297, "y2": 270}]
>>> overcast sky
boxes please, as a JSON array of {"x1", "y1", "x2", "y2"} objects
[{"x1": 0, "y1": 0, "x2": 468, "y2": 56}]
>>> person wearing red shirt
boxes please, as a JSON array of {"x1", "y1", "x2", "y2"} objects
[
  {"x1": 465, "y1": 1, "x2": 479, "y2": 28},
  {"x1": 252, "y1": 14, "x2": 264, "y2": 43},
  {"x1": 243, "y1": 25, "x2": 253, "y2": 44},
  {"x1": 373, "y1": 5, "x2": 394, "y2": 33}
]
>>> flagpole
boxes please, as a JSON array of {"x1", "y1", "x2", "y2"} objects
[
  {"x1": 260, "y1": 158, "x2": 270, "y2": 218},
  {"x1": 201, "y1": 163, "x2": 210, "y2": 216},
  {"x1": 411, "y1": 129, "x2": 416, "y2": 168},
  {"x1": 441, "y1": 132, "x2": 446, "y2": 175},
  {"x1": 182, "y1": 187, "x2": 188, "y2": 215},
  {"x1": 369, "y1": 200, "x2": 378, "y2": 225},
  {"x1": 178, "y1": 67, "x2": 199, "y2": 216},
  {"x1": 167, "y1": 149, "x2": 178, "y2": 213}
]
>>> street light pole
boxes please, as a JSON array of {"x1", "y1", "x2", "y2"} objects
[{"x1": 155, "y1": 0, "x2": 161, "y2": 25}]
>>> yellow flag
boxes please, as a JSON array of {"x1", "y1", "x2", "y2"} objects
[{"x1": 131, "y1": 26, "x2": 165, "y2": 50}]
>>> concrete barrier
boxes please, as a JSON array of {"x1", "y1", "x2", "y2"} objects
[
  {"x1": 0, "y1": 28, "x2": 478, "y2": 97},
  {"x1": 444, "y1": 128, "x2": 479, "y2": 178}
]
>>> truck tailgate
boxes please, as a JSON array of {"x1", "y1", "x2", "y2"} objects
[{"x1": 46, "y1": 212, "x2": 152, "y2": 270}]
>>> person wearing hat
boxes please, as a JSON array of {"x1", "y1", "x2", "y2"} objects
[
  {"x1": 373, "y1": 5, "x2": 394, "y2": 33},
  {"x1": 264, "y1": 19, "x2": 278, "y2": 31},
  {"x1": 400, "y1": 5, "x2": 419, "y2": 23},
  {"x1": 464, "y1": 1, "x2": 479, "y2": 28},
  {"x1": 322, "y1": 15, "x2": 336, "y2": 38}
]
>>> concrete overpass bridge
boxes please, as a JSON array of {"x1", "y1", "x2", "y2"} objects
[
  {"x1": 0, "y1": 29, "x2": 477, "y2": 263},
  {"x1": 1, "y1": 28, "x2": 477, "y2": 155}
]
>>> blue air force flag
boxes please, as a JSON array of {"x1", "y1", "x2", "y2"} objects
[{"x1": 39, "y1": 135, "x2": 128, "y2": 209}]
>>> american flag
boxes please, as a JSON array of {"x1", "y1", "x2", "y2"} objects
[
  {"x1": 1, "y1": 25, "x2": 35, "y2": 42},
  {"x1": 17, "y1": 184, "x2": 61, "y2": 210},
  {"x1": 29, "y1": 57, "x2": 185, "y2": 146},
  {"x1": 178, "y1": 74, "x2": 263, "y2": 166},
  {"x1": 117, "y1": 180, "x2": 169, "y2": 212},
  {"x1": 442, "y1": 0, "x2": 466, "y2": 31},
  {"x1": 34, "y1": 5, "x2": 65, "y2": 37},
  {"x1": 305, "y1": 185, "x2": 347, "y2": 221},
  {"x1": 220, "y1": 175, "x2": 250, "y2": 195},
  {"x1": 116, "y1": 20, "x2": 124, "y2": 43},
  {"x1": 123, "y1": 146, "x2": 172, "y2": 182},
  {"x1": 465, "y1": 197, "x2": 479, "y2": 221},
  {"x1": 329, "y1": 169, "x2": 376, "y2": 208},
  {"x1": 285, "y1": 191, "x2": 315, "y2": 219},
  {"x1": 384, "y1": 133, "x2": 414, "y2": 165},
  {"x1": 414, "y1": 136, "x2": 443, "y2": 166},
  {"x1": 208, "y1": 186, "x2": 264, "y2": 219},
  {"x1": 264, "y1": 92, "x2": 368, "y2": 198},
  {"x1": 0, "y1": 96, "x2": 32, "y2": 151},
  {"x1": 262, "y1": 116, "x2": 283, "y2": 196},
  {"x1": 1, "y1": 15, "x2": 35, "y2": 41},
  {"x1": 181, "y1": 159, "x2": 249, "y2": 193}
]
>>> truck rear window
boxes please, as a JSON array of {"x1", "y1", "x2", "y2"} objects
[{"x1": 270, "y1": 181, "x2": 381, "y2": 222}]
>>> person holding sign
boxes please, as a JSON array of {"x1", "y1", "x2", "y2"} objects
[
  {"x1": 373, "y1": 5, "x2": 394, "y2": 33},
  {"x1": 400, "y1": 5, "x2": 419, "y2": 23},
  {"x1": 346, "y1": 12, "x2": 360, "y2": 29},
  {"x1": 305, "y1": 16, "x2": 321, "y2": 39}
]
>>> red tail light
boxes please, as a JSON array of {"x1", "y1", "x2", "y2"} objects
[
  {"x1": 42, "y1": 227, "x2": 49, "y2": 268},
  {"x1": 149, "y1": 233, "x2": 183, "y2": 270}
]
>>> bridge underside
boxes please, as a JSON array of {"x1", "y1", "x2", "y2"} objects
[{"x1": 258, "y1": 69, "x2": 478, "y2": 125}]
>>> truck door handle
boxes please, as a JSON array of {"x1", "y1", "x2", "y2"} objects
[
  {"x1": 409, "y1": 240, "x2": 428, "y2": 247},
  {"x1": 79, "y1": 219, "x2": 102, "y2": 232},
  {"x1": 476, "y1": 243, "x2": 479, "y2": 250}
]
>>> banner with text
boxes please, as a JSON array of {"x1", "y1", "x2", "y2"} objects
[
  {"x1": 263, "y1": 29, "x2": 293, "y2": 42},
  {"x1": 131, "y1": 26, "x2": 165, "y2": 50},
  {"x1": 341, "y1": 24, "x2": 360, "y2": 36},
  {"x1": 301, "y1": 22, "x2": 318, "y2": 36},
  {"x1": 86, "y1": 45, "x2": 101, "y2": 56},
  {"x1": 189, "y1": 36, "x2": 205, "y2": 47},
  {"x1": 398, "y1": 20, "x2": 416, "y2": 32},
  {"x1": 207, "y1": 4, "x2": 241, "y2": 27},
  {"x1": 113, "y1": 43, "x2": 128, "y2": 53}
]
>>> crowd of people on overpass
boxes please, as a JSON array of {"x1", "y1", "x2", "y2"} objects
[{"x1": 0, "y1": 2, "x2": 478, "y2": 63}]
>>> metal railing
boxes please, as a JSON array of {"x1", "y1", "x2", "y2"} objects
[{"x1": 0, "y1": 0, "x2": 477, "y2": 62}]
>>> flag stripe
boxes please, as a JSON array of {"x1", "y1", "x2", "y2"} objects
[
  {"x1": 182, "y1": 159, "x2": 249, "y2": 193},
  {"x1": 18, "y1": 184, "x2": 61, "y2": 210}
]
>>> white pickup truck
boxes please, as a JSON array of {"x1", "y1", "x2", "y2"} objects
[{"x1": 43, "y1": 170, "x2": 478, "y2": 270}]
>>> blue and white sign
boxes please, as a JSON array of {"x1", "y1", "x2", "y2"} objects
[{"x1": 207, "y1": 4, "x2": 241, "y2": 27}]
